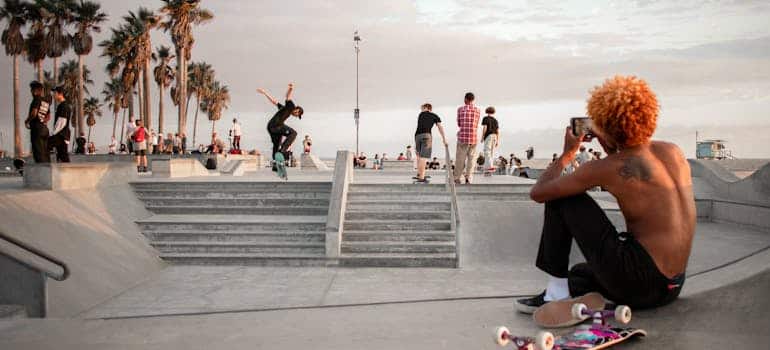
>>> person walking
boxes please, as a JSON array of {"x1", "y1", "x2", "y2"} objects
[
  {"x1": 48, "y1": 86, "x2": 73, "y2": 163},
  {"x1": 125, "y1": 117, "x2": 136, "y2": 154},
  {"x1": 24, "y1": 81, "x2": 51, "y2": 163},
  {"x1": 75, "y1": 132, "x2": 87, "y2": 154},
  {"x1": 413, "y1": 103, "x2": 448, "y2": 183},
  {"x1": 257, "y1": 83, "x2": 304, "y2": 170},
  {"x1": 229, "y1": 118, "x2": 242, "y2": 150},
  {"x1": 303, "y1": 135, "x2": 312, "y2": 154},
  {"x1": 481, "y1": 106, "x2": 500, "y2": 174},
  {"x1": 454, "y1": 92, "x2": 481, "y2": 184},
  {"x1": 132, "y1": 119, "x2": 148, "y2": 172}
]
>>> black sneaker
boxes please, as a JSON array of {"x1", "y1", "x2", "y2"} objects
[{"x1": 516, "y1": 290, "x2": 547, "y2": 314}]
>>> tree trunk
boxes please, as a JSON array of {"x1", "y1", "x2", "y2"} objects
[
  {"x1": 53, "y1": 56, "x2": 59, "y2": 118},
  {"x1": 87, "y1": 125, "x2": 92, "y2": 144},
  {"x1": 158, "y1": 83, "x2": 165, "y2": 135},
  {"x1": 192, "y1": 98, "x2": 200, "y2": 147},
  {"x1": 36, "y1": 60, "x2": 43, "y2": 83},
  {"x1": 177, "y1": 49, "x2": 187, "y2": 135},
  {"x1": 112, "y1": 110, "x2": 118, "y2": 138},
  {"x1": 143, "y1": 58, "x2": 152, "y2": 134},
  {"x1": 137, "y1": 70, "x2": 144, "y2": 124},
  {"x1": 128, "y1": 83, "x2": 135, "y2": 122},
  {"x1": 77, "y1": 55, "x2": 85, "y2": 138},
  {"x1": 13, "y1": 55, "x2": 22, "y2": 158},
  {"x1": 211, "y1": 119, "x2": 216, "y2": 139},
  {"x1": 120, "y1": 108, "x2": 126, "y2": 145}
]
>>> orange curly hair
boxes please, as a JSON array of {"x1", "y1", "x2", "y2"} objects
[{"x1": 587, "y1": 75, "x2": 659, "y2": 148}]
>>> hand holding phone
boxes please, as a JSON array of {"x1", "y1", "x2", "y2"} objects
[{"x1": 570, "y1": 117, "x2": 594, "y2": 141}]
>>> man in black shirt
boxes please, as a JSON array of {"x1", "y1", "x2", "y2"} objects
[
  {"x1": 49, "y1": 86, "x2": 72, "y2": 163},
  {"x1": 414, "y1": 103, "x2": 448, "y2": 182},
  {"x1": 257, "y1": 83, "x2": 304, "y2": 169},
  {"x1": 481, "y1": 107, "x2": 500, "y2": 172},
  {"x1": 24, "y1": 81, "x2": 51, "y2": 163}
]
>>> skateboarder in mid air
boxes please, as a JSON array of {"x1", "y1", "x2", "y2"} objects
[
  {"x1": 517, "y1": 76, "x2": 694, "y2": 321},
  {"x1": 257, "y1": 83, "x2": 304, "y2": 171}
]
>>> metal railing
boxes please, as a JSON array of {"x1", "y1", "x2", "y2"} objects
[
  {"x1": 443, "y1": 145, "x2": 461, "y2": 268},
  {"x1": 0, "y1": 232, "x2": 69, "y2": 281}
]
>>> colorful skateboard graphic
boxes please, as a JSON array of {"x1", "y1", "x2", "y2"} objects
[
  {"x1": 495, "y1": 303, "x2": 645, "y2": 349},
  {"x1": 274, "y1": 152, "x2": 288, "y2": 180}
]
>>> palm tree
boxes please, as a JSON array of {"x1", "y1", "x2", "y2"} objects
[
  {"x1": 201, "y1": 80, "x2": 230, "y2": 140},
  {"x1": 160, "y1": 0, "x2": 213, "y2": 135},
  {"x1": 152, "y1": 45, "x2": 174, "y2": 135},
  {"x1": 39, "y1": 0, "x2": 74, "y2": 95},
  {"x1": 187, "y1": 61, "x2": 213, "y2": 146},
  {"x1": 100, "y1": 27, "x2": 136, "y2": 124},
  {"x1": 102, "y1": 77, "x2": 124, "y2": 139},
  {"x1": 57, "y1": 59, "x2": 93, "y2": 107},
  {"x1": 24, "y1": 1, "x2": 46, "y2": 82},
  {"x1": 83, "y1": 96, "x2": 101, "y2": 143},
  {"x1": 1, "y1": 0, "x2": 28, "y2": 159},
  {"x1": 123, "y1": 8, "x2": 159, "y2": 134},
  {"x1": 71, "y1": 0, "x2": 106, "y2": 140}
]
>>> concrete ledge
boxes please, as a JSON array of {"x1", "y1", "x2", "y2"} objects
[
  {"x1": 152, "y1": 159, "x2": 218, "y2": 178},
  {"x1": 301, "y1": 154, "x2": 330, "y2": 171},
  {"x1": 326, "y1": 151, "x2": 353, "y2": 258},
  {"x1": 381, "y1": 160, "x2": 414, "y2": 171},
  {"x1": 24, "y1": 162, "x2": 137, "y2": 190}
]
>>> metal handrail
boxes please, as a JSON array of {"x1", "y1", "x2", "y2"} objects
[
  {"x1": 443, "y1": 144, "x2": 461, "y2": 267},
  {"x1": 0, "y1": 232, "x2": 69, "y2": 281}
]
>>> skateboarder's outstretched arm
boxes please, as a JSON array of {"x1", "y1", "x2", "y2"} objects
[
  {"x1": 285, "y1": 83, "x2": 295, "y2": 101},
  {"x1": 257, "y1": 88, "x2": 279, "y2": 106}
]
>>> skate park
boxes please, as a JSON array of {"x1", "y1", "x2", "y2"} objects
[{"x1": 1, "y1": 152, "x2": 768, "y2": 349}]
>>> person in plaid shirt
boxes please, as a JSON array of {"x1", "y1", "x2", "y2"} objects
[{"x1": 454, "y1": 92, "x2": 481, "y2": 184}]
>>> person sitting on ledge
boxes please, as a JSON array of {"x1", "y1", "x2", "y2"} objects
[{"x1": 516, "y1": 75, "x2": 694, "y2": 314}]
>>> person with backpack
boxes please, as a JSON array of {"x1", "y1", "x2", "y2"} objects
[{"x1": 132, "y1": 119, "x2": 148, "y2": 172}]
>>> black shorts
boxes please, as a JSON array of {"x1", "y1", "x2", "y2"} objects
[{"x1": 135, "y1": 149, "x2": 146, "y2": 156}]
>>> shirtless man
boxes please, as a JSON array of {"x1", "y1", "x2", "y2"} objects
[{"x1": 516, "y1": 76, "x2": 695, "y2": 313}]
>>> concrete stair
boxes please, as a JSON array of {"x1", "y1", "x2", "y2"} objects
[
  {"x1": 131, "y1": 181, "x2": 333, "y2": 266},
  {"x1": 340, "y1": 184, "x2": 457, "y2": 267},
  {"x1": 455, "y1": 184, "x2": 532, "y2": 200},
  {"x1": 0, "y1": 305, "x2": 27, "y2": 319}
]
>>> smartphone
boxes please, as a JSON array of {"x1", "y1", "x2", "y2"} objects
[{"x1": 570, "y1": 117, "x2": 593, "y2": 139}]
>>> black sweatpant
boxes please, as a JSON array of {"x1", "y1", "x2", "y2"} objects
[
  {"x1": 30, "y1": 128, "x2": 50, "y2": 163},
  {"x1": 268, "y1": 125, "x2": 297, "y2": 159},
  {"x1": 535, "y1": 193, "x2": 684, "y2": 309},
  {"x1": 48, "y1": 134, "x2": 70, "y2": 163}
]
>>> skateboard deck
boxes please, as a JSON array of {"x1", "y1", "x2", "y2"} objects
[
  {"x1": 552, "y1": 326, "x2": 646, "y2": 350},
  {"x1": 533, "y1": 292, "x2": 606, "y2": 328},
  {"x1": 274, "y1": 152, "x2": 288, "y2": 180}
]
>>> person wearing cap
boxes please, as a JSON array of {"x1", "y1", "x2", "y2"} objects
[
  {"x1": 256, "y1": 83, "x2": 304, "y2": 170},
  {"x1": 24, "y1": 81, "x2": 51, "y2": 163},
  {"x1": 48, "y1": 86, "x2": 72, "y2": 163}
]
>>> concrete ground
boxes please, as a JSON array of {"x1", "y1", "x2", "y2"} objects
[{"x1": 1, "y1": 169, "x2": 769, "y2": 349}]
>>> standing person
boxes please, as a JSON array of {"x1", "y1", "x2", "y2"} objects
[
  {"x1": 173, "y1": 133, "x2": 181, "y2": 154},
  {"x1": 405, "y1": 145, "x2": 414, "y2": 161},
  {"x1": 150, "y1": 129, "x2": 158, "y2": 154},
  {"x1": 24, "y1": 81, "x2": 51, "y2": 163},
  {"x1": 413, "y1": 103, "x2": 448, "y2": 182},
  {"x1": 125, "y1": 117, "x2": 136, "y2": 154},
  {"x1": 132, "y1": 119, "x2": 148, "y2": 172},
  {"x1": 164, "y1": 133, "x2": 173, "y2": 154},
  {"x1": 257, "y1": 83, "x2": 304, "y2": 170},
  {"x1": 229, "y1": 118, "x2": 242, "y2": 150},
  {"x1": 108, "y1": 136, "x2": 117, "y2": 155},
  {"x1": 454, "y1": 92, "x2": 481, "y2": 184},
  {"x1": 180, "y1": 133, "x2": 188, "y2": 154},
  {"x1": 576, "y1": 145, "x2": 592, "y2": 166},
  {"x1": 75, "y1": 132, "x2": 87, "y2": 154},
  {"x1": 48, "y1": 86, "x2": 72, "y2": 163},
  {"x1": 303, "y1": 135, "x2": 312, "y2": 154},
  {"x1": 526, "y1": 146, "x2": 535, "y2": 160},
  {"x1": 481, "y1": 106, "x2": 500, "y2": 173}
]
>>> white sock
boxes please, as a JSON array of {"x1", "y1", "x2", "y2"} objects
[{"x1": 544, "y1": 276, "x2": 570, "y2": 302}]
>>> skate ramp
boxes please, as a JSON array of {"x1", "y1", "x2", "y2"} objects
[{"x1": 0, "y1": 180, "x2": 163, "y2": 317}]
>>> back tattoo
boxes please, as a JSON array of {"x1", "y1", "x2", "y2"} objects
[{"x1": 619, "y1": 157, "x2": 652, "y2": 181}]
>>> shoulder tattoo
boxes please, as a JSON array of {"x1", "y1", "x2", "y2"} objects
[{"x1": 619, "y1": 157, "x2": 652, "y2": 181}]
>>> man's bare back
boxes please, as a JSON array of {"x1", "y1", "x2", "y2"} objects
[{"x1": 594, "y1": 141, "x2": 696, "y2": 278}]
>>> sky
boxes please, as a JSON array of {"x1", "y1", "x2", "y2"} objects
[{"x1": 1, "y1": 0, "x2": 769, "y2": 159}]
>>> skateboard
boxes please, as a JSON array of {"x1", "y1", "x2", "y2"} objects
[
  {"x1": 495, "y1": 304, "x2": 645, "y2": 350},
  {"x1": 533, "y1": 292, "x2": 606, "y2": 328},
  {"x1": 274, "y1": 152, "x2": 288, "y2": 180},
  {"x1": 412, "y1": 175, "x2": 431, "y2": 184}
]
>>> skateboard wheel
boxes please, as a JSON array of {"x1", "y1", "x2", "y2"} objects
[
  {"x1": 535, "y1": 331, "x2": 554, "y2": 350},
  {"x1": 615, "y1": 305, "x2": 632, "y2": 324},
  {"x1": 571, "y1": 303, "x2": 589, "y2": 320},
  {"x1": 494, "y1": 326, "x2": 510, "y2": 346}
]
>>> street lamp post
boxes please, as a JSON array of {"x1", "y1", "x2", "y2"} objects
[{"x1": 354, "y1": 31, "x2": 361, "y2": 156}]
